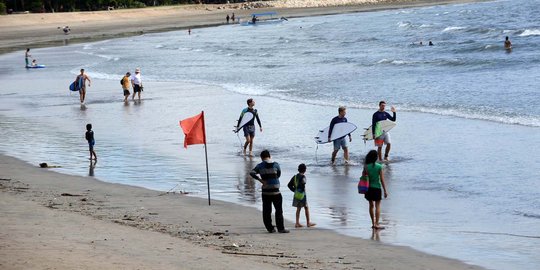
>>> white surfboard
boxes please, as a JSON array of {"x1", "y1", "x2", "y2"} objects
[
  {"x1": 234, "y1": 112, "x2": 254, "y2": 133},
  {"x1": 362, "y1": 120, "x2": 396, "y2": 141},
  {"x1": 314, "y1": 122, "x2": 357, "y2": 144}
]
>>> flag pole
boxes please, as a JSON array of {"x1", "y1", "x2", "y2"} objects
[{"x1": 202, "y1": 111, "x2": 211, "y2": 205}]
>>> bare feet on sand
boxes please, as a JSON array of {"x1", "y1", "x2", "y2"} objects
[
  {"x1": 307, "y1": 223, "x2": 316, "y2": 227},
  {"x1": 295, "y1": 224, "x2": 303, "y2": 228}
]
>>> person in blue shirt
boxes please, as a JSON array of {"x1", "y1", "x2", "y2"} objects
[
  {"x1": 372, "y1": 101, "x2": 396, "y2": 161},
  {"x1": 250, "y1": 150, "x2": 289, "y2": 233},
  {"x1": 328, "y1": 106, "x2": 352, "y2": 165},
  {"x1": 236, "y1": 98, "x2": 262, "y2": 157}
]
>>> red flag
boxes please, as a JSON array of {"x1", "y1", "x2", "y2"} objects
[{"x1": 179, "y1": 111, "x2": 206, "y2": 148}]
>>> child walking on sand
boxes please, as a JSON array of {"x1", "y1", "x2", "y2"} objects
[
  {"x1": 288, "y1": 163, "x2": 316, "y2": 228},
  {"x1": 363, "y1": 150, "x2": 388, "y2": 229},
  {"x1": 85, "y1": 124, "x2": 97, "y2": 160}
]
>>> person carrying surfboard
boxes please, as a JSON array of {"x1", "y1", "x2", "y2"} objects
[
  {"x1": 372, "y1": 101, "x2": 396, "y2": 161},
  {"x1": 236, "y1": 98, "x2": 262, "y2": 157},
  {"x1": 75, "y1": 69, "x2": 91, "y2": 104},
  {"x1": 329, "y1": 106, "x2": 352, "y2": 165}
]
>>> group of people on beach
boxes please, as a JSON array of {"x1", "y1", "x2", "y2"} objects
[
  {"x1": 70, "y1": 67, "x2": 143, "y2": 105},
  {"x1": 236, "y1": 98, "x2": 396, "y2": 231},
  {"x1": 225, "y1": 13, "x2": 236, "y2": 23}
]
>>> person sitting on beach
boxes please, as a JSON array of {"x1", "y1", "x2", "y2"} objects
[
  {"x1": 85, "y1": 123, "x2": 97, "y2": 161},
  {"x1": 63, "y1": 26, "x2": 71, "y2": 34},
  {"x1": 121, "y1": 72, "x2": 131, "y2": 102},
  {"x1": 363, "y1": 150, "x2": 388, "y2": 230},
  {"x1": 372, "y1": 101, "x2": 396, "y2": 162},
  {"x1": 287, "y1": 163, "x2": 316, "y2": 228},
  {"x1": 236, "y1": 98, "x2": 262, "y2": 157},
  {"x1": 328, "y1": 106, "x2": 352, "y2": 165},
  {"x1": 504, "y1": 36, "x2": 512, "y2": 50},
  {"x1": 250, "y1": 150, "x2": 289, "y2": 233}
]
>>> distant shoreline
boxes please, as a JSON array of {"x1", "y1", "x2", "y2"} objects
[{"x1": 0, "y1": 0, "x2": 484, "y2": 54}]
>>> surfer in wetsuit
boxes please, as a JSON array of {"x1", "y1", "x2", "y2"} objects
[
  {"x1": 328, "y1": 106, "x2": 352, "y2": 165},
  {"x1": 236, "y1": 98, "x2": 262, "y2": 157},
  {"x1": 372, "y1": 101, "x2": 396, "y2": 162}
]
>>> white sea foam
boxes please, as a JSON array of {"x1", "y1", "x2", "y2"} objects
[
  {"x1": 519, "y1": 29, "x2": 540, "y2": 36},
  {"x1": 443, "y1": 26, "x2": 466, "y2": 32},
  {"x1": 397, "y1": 21, "x2": 411, "y2": 28}
]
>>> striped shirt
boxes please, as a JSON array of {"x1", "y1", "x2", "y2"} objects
[{"x1": 250, "y1": 160, "x2": 281, "y2": 195}]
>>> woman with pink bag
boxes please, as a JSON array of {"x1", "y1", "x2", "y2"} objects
[{"x1": 363, "y1": 150, "x2": 388, "y2": 230}]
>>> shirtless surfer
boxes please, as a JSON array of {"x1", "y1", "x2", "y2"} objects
[{"x1": 75, "y1": 69, "x2": 91, "y2": 104}]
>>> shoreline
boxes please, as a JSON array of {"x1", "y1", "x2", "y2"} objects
[
  {"x1": 0, "y1": 153, "x2": 485, "y2": 269},
  {"x1": 0, "y1": 0, "x2": 485, "y2": 54}
]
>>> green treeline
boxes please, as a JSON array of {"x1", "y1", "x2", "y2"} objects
[{"x1": 1, "y1": 0, "x2": 265, "y2": 14}]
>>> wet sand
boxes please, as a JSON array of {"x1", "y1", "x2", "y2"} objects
[
  {"x1": 1, "y1": 1, "x2": 489, "y2": 269},
  {"x1": 0, "y1": 154, "x2": 484, "y2": 269}
]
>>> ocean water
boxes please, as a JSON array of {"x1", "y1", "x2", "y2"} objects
[{"x1": 1, "y1": 0, "x2": 540, "y2": 269}]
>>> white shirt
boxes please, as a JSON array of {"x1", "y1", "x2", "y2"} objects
[{"x1": 130, "y1": 73, "x2": 142, "y2": 85}]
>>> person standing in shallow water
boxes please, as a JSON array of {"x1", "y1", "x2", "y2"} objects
[
  {"x1": 372, "y1": 101, "x2": 396, "y2": 161},
  {"x1": 504, "y1": 36, "x2": 512, "y2": 50},
  {"x1": 75, "y1": 69, "x2": 91, "y2": 104},
  {"x1": 363, "y1": 150, "x2": 388, "y2": 230},
  {"x1": 121, "y1": 72, "x2": 131, "y2": 102},
  {"x1": 250, "y1": 150, "x2": 289, "y2": 233},
  {"x1": 236, "y1": 98, "x2": 262, "y2": 157},
  {"x1": 25, "y1": 48, "x2": 31, "y2": 67},
  {"x1": 85, "y1": 123, "x2": 97, "y2": 161},
  {"x1": 328, "y1": 106, "x2": 352, "y2": 165},
  {"x1": 130, "y1": 68, "x2": 143, "y2": 101}
]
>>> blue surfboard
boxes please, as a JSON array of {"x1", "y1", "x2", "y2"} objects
[
  {"x1": 25, "y1": 65, "x2": 46, "y2": 68},
  {"x1": 69, "y1": 82, "x2": 78, "y2": 91}
]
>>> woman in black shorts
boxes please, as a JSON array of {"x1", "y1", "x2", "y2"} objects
[{"x1": 364, "y1": 150, "x2": 388, "y2": 229}]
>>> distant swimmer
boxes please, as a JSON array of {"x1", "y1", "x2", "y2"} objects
[
  {"x1": 504, "y1": 36, "x2": 512, "y2": 50},
  {"x1": 429, "y1": 41, "x2": 434, "y2": 46}
]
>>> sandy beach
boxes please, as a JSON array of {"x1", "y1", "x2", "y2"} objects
[
  {"x1": 0, "y1": 0, "x2": 502, "y2": 269},
  {"x1": 0, "y1": 0, "x2": 481, "y2": 53},
  {"x1": 0, "y1": 154, "x2": 484, "y2": 269}
]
